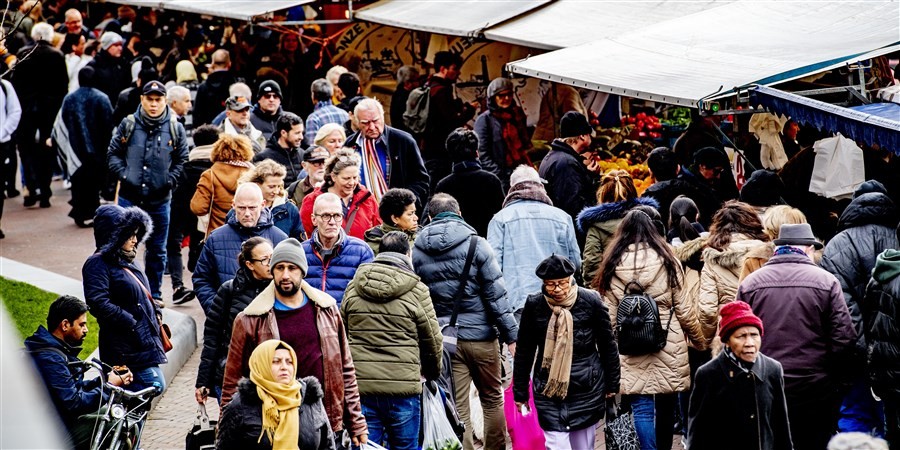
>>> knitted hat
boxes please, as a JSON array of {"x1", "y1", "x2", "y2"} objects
[
  {"x1": 740, "y1": 170, "x2": 784, "y2": 207},
  {"x1": 258, "y1": 80, "x2": 282, "y2": 99},
  {"x1": 559, "y1": 111, "x2": 594, "y2": 139},
  {"x1": 509, "y1": 165, "x2": 543, "y2": 188},
  {"x1": 100, "y1": 31, "x2": 124, "y2": 51},
  {"x1": 271, "y1": 238, "x2": 308, "y2": 277},
  {"x1": 719, "y1": 301, "x2": 763, "y2": 339},
  {"x1": 487, "y1": 77, "x2": 512, "y2": 99},
  {"x1": 535, "y1": 254, "x2": 576, "y2": 280}
]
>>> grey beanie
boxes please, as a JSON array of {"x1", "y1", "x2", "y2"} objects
[
  {"x1": 487, "y1": 77, "x2": 513, "y2": 99},
  {"x1": 271, "y1": 238, "x2": 308, "y2": 277}
]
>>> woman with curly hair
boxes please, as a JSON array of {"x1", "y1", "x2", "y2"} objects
[
  {"x1": 239, "y1": 160, "x2": 304, "y2": 240},
  {"x1": 364, "y1": 188, "x2": 418, "y2": 254},
  {"x1": 300, "y1": 148, "x2": 381, "y2": 240},
  {"x1": 191, "y1": 134, "x2": 255, "y2": 236}
]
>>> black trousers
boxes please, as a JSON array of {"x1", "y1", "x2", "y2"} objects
[
  {"x1": 16, "y1": 114, "x2": 55, "y2": 199},
  {"x1": 0, "y1": 139, "x2": 17, "y2": 194},
  {"x1": 787, "y1": 390, "x2": 840, "y2": 450},
  {"x1": 68, "y1": 160, "x2": 102, "y2": 222}
]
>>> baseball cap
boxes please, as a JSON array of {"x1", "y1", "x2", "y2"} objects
[
  {"x1": 226, "y1": 95, "x2": 252, "y2": 111},
  {"x1": 303, "y1": 147, "x2": 329, "y2": 163},
  {"x1": 142, "y1": 80, "x2": 166, "y2": 96}
]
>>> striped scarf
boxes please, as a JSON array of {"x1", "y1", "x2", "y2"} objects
[{"x1": 362, "y1": 139, "x2": 388, "y2": 204}]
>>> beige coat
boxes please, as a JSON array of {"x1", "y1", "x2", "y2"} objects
[
  {"x1": 672, "y1": 236, "x2": 709, "y2": 350},
  {"x1": 697, "y1": 235, "x2": 768, "y2": 348},
  {"x1": 604, "y1": 243, "x2": 703, "y2": 395}
]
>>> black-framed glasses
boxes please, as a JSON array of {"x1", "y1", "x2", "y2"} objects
[
  {"x1": 250, "y1": 256, "x2": 272, "y2": 266},
  {"x1": 315, "y1": 213, "x2": 343, "y2": 223},
  {"x1": 544, "y1": 279, "x2": 571, "y2": 291}
]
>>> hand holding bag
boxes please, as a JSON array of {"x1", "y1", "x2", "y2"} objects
[
  {"x1": 503, "y1": 381, "x2": 545, "y2": 450},
  {"x1": 185, "y1": 403, "x2": 216, "y2": 450},
  {"x1": 604, "y1": 398, "x2": 639, "y2": 450}
]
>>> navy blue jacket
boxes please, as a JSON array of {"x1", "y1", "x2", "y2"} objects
[
  {"x1": 61, "y1": 86, "x2": 113, "y2": 164},
  {"x1": 107, "y1": 106, "x2": 189, "y2": 206},
  {"x1": 193, "y1": 209, "x2": 287, "y2": 312},
  {"x1": 302, "y1": 231, "x2": 373, "y2": 306},
  {"x1": 25, "y1": 326, "x2": 105, "y2": 427},
  {"x1": 82, "y1": 205, "x2": 167, "y2": 369}
]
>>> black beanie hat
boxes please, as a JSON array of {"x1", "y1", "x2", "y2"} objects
[
  {"x1": 535, "y1": 254, "x2": 576, "y2": 280},
  {"x1": 740, "y1": 170, "x2": 784, "y2": 207}
]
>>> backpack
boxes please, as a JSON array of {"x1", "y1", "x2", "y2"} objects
[
  {"x1": 119, "y1": 113, "x2": 179, "y2": 146},
  {"x1": 402, "y1": 83, "x2": 430, "y2": 134},
  {"x1": 615, "y1": 280, "x2": 673, "y2": 356}
]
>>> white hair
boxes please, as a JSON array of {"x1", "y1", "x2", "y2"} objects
[
  {"x1": 314, "y1": 192, "x2": 342, "y2": 214},
  {"x1": 167, "y1": 85, "x2": 190, "y2": 103},
  {"x1": 354, "y1": 98, "x2": 384, "y2": 118},
  {"x1": 31, "y1": 23, "x2": 55, "y2": 43},
  {"x1": 233, "y1": 182, "x2": 263, "y2": 203}
]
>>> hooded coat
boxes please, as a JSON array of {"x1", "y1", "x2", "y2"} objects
[
  {"x1": 363, "y1": 223, "x2": 417, "y2": 255},
  {"x1": 82, "y1": 205, "x2": 167, "y2": 369},
  {"x1": 863, "y1": 249, "x2": 900, "y2": 401},
  {"x1": 340, "y1": 252, "x2": 443, "y2": 395},
  {"x1": 672, "y1": 236, "x2": 709, "y2": 350},
  {"x1": 217, "y1": 376, "x2": 334, "y2": 450},
  {"x1": 578, "y1": 197, "x2": 660, "y2": 284}
]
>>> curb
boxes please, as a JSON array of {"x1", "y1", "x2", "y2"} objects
[{"x1": 0, "y1": 257, "x2": 197, "y2": 393}]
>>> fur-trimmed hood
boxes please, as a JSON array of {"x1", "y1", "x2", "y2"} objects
[
  {"x1": 92, "y1": 204, "x2": 153, "y2": 256},
  {"x1": 673, "y1": 236, "x2": 709, "y2": 263},
  {"x1": 702, "y1": 235, "x2": 768, "y2": 270},
  {"x1": 242, "y1": 280, "x2": 336, "y2": 316},
  {"x1": 838, "y1": 192, "x2": 898, "y2": 231},
  {"x1": 576, "y1": 197, "x2": 659, "y2": 233}
]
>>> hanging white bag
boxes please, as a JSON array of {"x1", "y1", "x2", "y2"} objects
[{"x1": 808, "y1": 133, "x2": 864, "y2": 200}]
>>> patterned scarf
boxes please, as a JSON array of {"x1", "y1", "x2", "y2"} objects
[
  {"x1": 248, "y1": 340, "x2": 302, "y2": 450},
  {"x1": 362, "y1": 139, "x2": 388, "y2": 204},
  {"x1": 541, "y1": 279, "x2": 578, "y2": 399},
  {"x1": 774, "y1": 245, "x2": 807, "y2": 257},
  {"x1": 491, "y1": 105, "x2": 531, "y2": 167}
]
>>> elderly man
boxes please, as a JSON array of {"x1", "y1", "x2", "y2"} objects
[
  {"x1": 193, "y1": 49, "x2": 238, "y2": 126},
  {"x1": 737, "y1": 223, "x2": 857, "y2": 450},
  {"x1": 287, "y1": 146, "x2": 328, "y2": 207},
  {"x1": 254, "y1": 112, "x2": 304, "y2": 185},
  {"x1": 305, "y1": 78, "x2": 349, "y2": 144},
  {"x1": 223, "y1": 238, "x2": 369, "y2": 448},
  {"x1": 344, "y1": 98, "x2": 430, "y2": 208},
  {"x1": 250, "y1": 80, "x2": 284, "y2": 140},
  {"x1": 487, "y1": 165, "x2": 581, "y2": 317},
  {"x1": 302, "y1": 193, "x2": 374, "y2": 306},
  {"x1": 167, "y1": 85, "x2": 193, "y2": 145},
  {"x1": 219, "y1": 94, "x2": 265, "y2": 153},
  {"x1": 108, "y1": 80, "x2": 189, "y2": 304},
  {"x1": 192, "y1": 183, "x2": 287, "y2": 312},
  {"x1": 58, "y1": 8, "x2": 94, "y2": 39}
]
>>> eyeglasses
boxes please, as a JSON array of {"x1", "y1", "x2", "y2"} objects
[
  {"x1": 261, "y1": 93, "x2": 279, "y2": 99},
  {"x1": 358, "y1": 117, "x2": 382, "y2": 128},
  {"x1": 544, "y1": 279, "x2": 571, "y2": 291},
  {"x1": 315, "y1": 213, "x2": 344, "y2": 223},
  {"x1": 337, "y1": 154, "x2": 361, "y2": 164},
  {"x1": 250, "y1": 256, "x2": 272, "y2": 266}
]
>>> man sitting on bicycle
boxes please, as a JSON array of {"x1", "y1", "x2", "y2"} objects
[{"x1": 25, "y1": 295, "x2": 133, "y2": 449}]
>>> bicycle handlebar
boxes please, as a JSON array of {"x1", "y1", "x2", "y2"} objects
[{"x1": 73, "y1": 359, "x2": 161, "y2": 399}]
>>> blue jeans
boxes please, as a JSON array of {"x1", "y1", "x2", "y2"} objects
[
  {"x1": 627, "y1": 394, "x2": 677, "y2": 450},
  {"x1": 117, "y1": 197, "x2": 170, "y2": 299},
  {"x1": 360, "y1": 394, "x2": 421, "y2": 450},
  {"x1": 129, "y1": 366, "x2": 167, "y2": 394}
]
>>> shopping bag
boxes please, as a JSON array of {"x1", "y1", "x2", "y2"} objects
[
  {"x1": 361, "y1": 442, "x2": 389, "y2": 450},
  {"x1": 185, "y1": 403, "x2": 216, "y2": 450},
  {"x1": 808, "y1": 133, "x2": 864, "y2": 200},
  {"x1": 422, "y1": 381, "x2": 463, "y2": 450},
  {"x1": 604, "y1": 399, "x2": 639, "y2": 450},
  {"x1": 503, "y1": 382, "x2": 545, "y2": 450}
]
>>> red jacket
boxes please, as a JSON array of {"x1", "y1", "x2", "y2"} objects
[{"x1": 300, "y1": 185, "x2": 381, "y2": 240}]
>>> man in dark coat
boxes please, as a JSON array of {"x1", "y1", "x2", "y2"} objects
[
  {"x1": 820, "y1": 182, "x2": 899, "y2": 436},
  {"x1": 674, "y1": 146, "x2": 739, "y2": 227},
  {"x1": 422, "y1": 51, "x2": 476, "y2": 189},
  {"x1": 737, "y1": 223, "x2": 857, "y2": 450},
  {"x1": 390, "y1": 66, "x2": 419, "y2": 134},
  {"x1": 344, "y1": 98, "x2": 430, "y2": 210},
  {"x1": 687, "y1": 301, "x2": 793, "y2": 450},
  {"x1": 86, "y1": 31, "x2": 130, "y2": 109},
  {"x1": 253, "y1": 112, "x2": 304, "y2": 185},
  {"x1": 538, "y1": 111, "x2": 597, "y2": 224},
  {"x1": 249, "y1": 80, "x2": 284, "y2": 141},
  {"x1": 193, "y1": 49, "x2": 238, "y2": 126},
  {"x1": 434, "y1": 128, "x2": 504, "y2": 237}
]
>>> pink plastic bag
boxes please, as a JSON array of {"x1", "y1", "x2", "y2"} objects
[{"x1": 504, "y1": 382, "x2": 546, "y2": 450}]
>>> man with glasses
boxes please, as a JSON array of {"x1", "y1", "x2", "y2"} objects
[
  {"x1": 220, "y1": 94, "x2": 265, "y2": 153},
  {"x1": 250, "y1": 80, "x2": 285, "y2": 141},
  {"x1": 344, "y1": 98, "x2": 430, "y2": 209},
  {"x1": 301, "y1": 193, "x2": 373, "y2": 306},
  {"x1": 192, "y1": 183, "x2": 287, "y2": 312}
]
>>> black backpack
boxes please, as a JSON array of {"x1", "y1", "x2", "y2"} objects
[{"x1": 615, "y1": 280, "x2": 673, "y2": 356}]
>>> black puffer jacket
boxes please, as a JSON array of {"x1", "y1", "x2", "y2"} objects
[
  {"x1": 862, "y1": 249, "x2": 900, "y2": 401},
  {"x1": 821, "y1": 192, "x2": 899, "y2": 357},
  {"x1": 196, "y1": 267, "x2": 271, "y2": 390},
  {"x1": 513, "y1": 287, "x2": 620, "y2": 432},
  {"x1": 216, "y1": 376, "x2": 334, "y2": 450},
  {"x1": 538, "y1": 140, "x2": 596, "y2": 222}
]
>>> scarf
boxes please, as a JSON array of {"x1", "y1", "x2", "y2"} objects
[
  {"x1": 221, "y1": 160, "x2": 254, "y2": 169},
  {"x1": 724, "y1": 347, "x2": 755, "y2": 374},
  {"x1": 774, "y1": 245, "x2": 807, "y2": 257},
  {"x1": 138, "y1": 105, "x2": 169, "y2": 128},
  {"x1": 491, "y1": 105, "x2": 531, "y2": 167},
  {"x1": 502, "y1": 180, "x2": 552, "y2": 208},
  {"x1": 117, "y1": 248, "x2": 137, "y2": 263},
  {"x1": 541, "y1": 279, "x2": 578, "y2": 399},
  {"x1": 362, "y1": 138, "x2": 388, "y2": 204},
  {"x1": 248, "y1": 340, "x2": 302, "y2": 450}
]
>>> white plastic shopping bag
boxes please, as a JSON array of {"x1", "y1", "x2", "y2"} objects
[{"x1": 808, "y1": 133, "x2": 864, "y2": 200}]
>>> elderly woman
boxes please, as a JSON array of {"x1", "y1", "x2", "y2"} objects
[
  {"x1": 191, "y1": 134, "x2": 255, "y2": 236},
  {"x1": 513, "y1": 254, "x2": 620, "y2": 449},
  {"x1": 216, "y1": 340, "x2": 333, "y2": 450},
  {"x1": 364, "y1": 188, "x2": 418, "y2": 254},
  {"x1": 300, "y1": 149, "x2": 381, "y2": 240},
  {"x1": 314, "y1": 123, "x2": 346, "y2": 155},
  {"x1": 239, "y1": 160, "x2": 304, "y2": 240},
  {"x1": 474, "y1": 77, "x2": 533, "y2": 191},
  {"x1": 82, "y1": 204, "x2": 168, "y2": 393},
  {"x1": 688, "y1": 301, "x2": 793, "y2": 450}
]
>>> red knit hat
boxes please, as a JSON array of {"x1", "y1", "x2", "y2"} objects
[{"x1": 719, "y1": 301, "x2": 764, "y2": 339}]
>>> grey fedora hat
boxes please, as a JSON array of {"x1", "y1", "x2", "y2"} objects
[{"x1": 773, "y1": 223, "x2": 822, "y2": 249}]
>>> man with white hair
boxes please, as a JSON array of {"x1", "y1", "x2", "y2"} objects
[
  {"x1": 12, "y1": 22, "x2": 68, "y2": 208},
  {"x1": 86, "y1": 31, "x2": 130, "y2": 107},
  {"x1": 305, "y1": 78, "x2": 349, "y2": 144},
  {"x1": 209, "y1": 82, "x2": 252, "y2": 126},
  {"x1": 167, "y1": 85, "x2": 194, "y2": 145},
  {"x1": 343, "y1": 98, "x2": 429, "y2": 208},
  {"x1": 57, "y1": 9, "x2": 94, "y2": 39}
]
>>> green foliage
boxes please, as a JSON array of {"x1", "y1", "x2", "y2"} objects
[{"x1": 0, "y1": 277, "x2": 99, "y2": 358}]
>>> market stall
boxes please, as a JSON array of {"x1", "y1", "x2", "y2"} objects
[{"x1": 103, "y1": 0, "x2": 314, "y2": 21}]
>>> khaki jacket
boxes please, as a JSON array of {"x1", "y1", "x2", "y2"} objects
[
  {"x1": 221, "y1": 280, "x2": 367, "y2": 437},
  {"x1": 604, "y1": 244, "x2": 703, "y2": 394},
  {"x1": 673, "y1": 236, "x2": 708, "y2": 350}
]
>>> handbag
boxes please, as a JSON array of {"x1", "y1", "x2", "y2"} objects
[
  {"x1": 604, "y1": 398, "x2": 639, "y2": 450},
  {"x1": 440, "y1": 236, "x2": 478, "y2": 356},
  {"x1": 185, "y1": 403, "x2": 217, "y2": 450},
  {"x1": 503, "y1": 382, "x2": 545, "y2": 450},
  {"x1": 123, "y1": 267, "x2": 173, "y2": 352}
]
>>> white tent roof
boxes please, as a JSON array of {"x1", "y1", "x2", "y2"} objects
[
  {"x1": 106, "y1": 0, "x2": 312, "y2": 21},
  {"x1": 507, "y1": 1, "x2": 900, "y2": 107},
  {"x1": 484, "y1": 0, "x2": 733, "y2": 50},
  {"x1": 354, "y1": 0, "x2": 552, "y2": 37}
]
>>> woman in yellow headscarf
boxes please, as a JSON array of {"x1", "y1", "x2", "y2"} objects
[{"x1": 216, "y1": 340, "x2": 333, "y2": 450}]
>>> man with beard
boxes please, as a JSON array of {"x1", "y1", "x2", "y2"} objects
[
  {"x1": 253, "y1": 112, "x2": 304, "y2": 185},
  {"x1": 222, "y1": 238, "x2": 368, "y2": 449},
  {"x1": 25, "y1": 296, "x2": 134, "y2": 448}
]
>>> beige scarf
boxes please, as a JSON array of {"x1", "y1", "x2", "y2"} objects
[{"x1": 541, "y1": 279, "x2": 578, "y2": 399}]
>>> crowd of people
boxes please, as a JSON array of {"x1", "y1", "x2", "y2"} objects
[{"x1": 7, "y1": 2, "x2": 900, "y2": 450}]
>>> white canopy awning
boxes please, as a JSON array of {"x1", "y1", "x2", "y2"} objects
[
  {"x1": 507, "y1": 1, "x2": 900, "y2": 107},
  {"x1": 354, "y1": 0, "x2": 552, "y2": 37},
  {"x1": 106, "y1": 0, "x2": 313, "y2": 21},
  {"x1": 484, "y1": 0, "x2": 733, "y2": 50}
]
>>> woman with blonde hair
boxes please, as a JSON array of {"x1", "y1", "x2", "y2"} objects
[
  {"x1": 239, "y1": 160, "x2": 304, "y2": 240},
  {"x1": 314, "y1": 123, "x2": 346, "y2": 155},
  {"x1": 300, "y1": 148, "x2": 381, "y2": 239},
  {"x1": 577, "y1": 169, "x2": 659, "y2": 282},
  {"x1": 737, "y1": 205, "x2": 809, "y2": 282},
  {"x1": 191, "y1": 134, "x2": 255, "y2": 236}
]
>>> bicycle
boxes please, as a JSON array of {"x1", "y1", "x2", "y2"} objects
[{"x1": 73, "y1": 359, "x2": 162, "y2": 450}]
